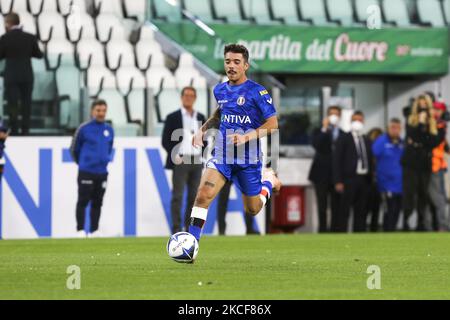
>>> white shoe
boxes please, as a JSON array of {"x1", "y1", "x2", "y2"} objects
[
  {"x1": 88, "y1": 231, "x2": 102, "y2": 238},
  {"x1": 262, "y1": 168, "x2": 282, "y2": 194},
  {"x1": 76, "y1": 230, "x2": 86, "y2": 238}
]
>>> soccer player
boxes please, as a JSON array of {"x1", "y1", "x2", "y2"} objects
[{"x1": 188, "y1": 44, "x2": 281, "y2": 242}]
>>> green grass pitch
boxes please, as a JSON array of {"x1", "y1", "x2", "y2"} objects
[{"x1": 1, "y1": 233, "x2": 450, "y2": 300}]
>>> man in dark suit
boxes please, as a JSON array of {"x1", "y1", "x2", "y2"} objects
[
  {"x1": 0, "y1": 13, "x2": 43, "y2": 135},
  {"x1": 162, "y1": 87, "x2": 207, "y2": 233},
  {"x1": 309, "y1": 106, "x2": 344, "y2": 233},
  {"x1": 333, "y1": 111, "x2": 373, "y2": 233}
]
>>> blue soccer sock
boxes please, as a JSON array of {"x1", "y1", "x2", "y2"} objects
[{"x1": 188, "y1": 207, "x2": 208, "y2": 241}]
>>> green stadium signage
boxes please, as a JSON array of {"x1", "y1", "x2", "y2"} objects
[{"x1": 155, "y1": 22, "x2": 449, "y2": 75}]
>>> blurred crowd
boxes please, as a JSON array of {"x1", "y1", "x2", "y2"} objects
[{"x1": 309, "y1": 93, "x2": 449, "y2": 233}]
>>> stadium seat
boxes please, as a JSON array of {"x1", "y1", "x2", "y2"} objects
[
  {"x1": 77, "y1": 39, "x2": 116, "y2": 92},
  {"x1": 145, "y1": 52, "x2": 176, "y2": 93},
  {"x1": 325, "y1": 0, "x2": 356, "y2": 26},
  {"x1": 299, "y1": 0, "x2": 335, "y2": 25},
  {"x1": 0, "y1": 0, "x2": 28, "y2": 14},
  {"x1": 106, "y1": 40, "x2": 137, "y2": 70},
  {"x1": 59, "y1": 0, "x2": 88, "y2": 15},
  {"x1": 32, "y1": 57, "x2": 56, "y2": 102},
  {"x1": 46, "y1": 38, "x2": 74, "y2": 68},
  {"x1": 381, "y1": 0, "x2": 411, "y2": 27},
  {"x1": 37, "y1": 12, "x2": 68, "y2": 42},
  {"x1": 152, "y1": 0, "x2": 183, "y2": 22},
  {"x1": 96, "y1": 14, "x2": 128, "y2": 43},
  {"x1": 123, "y1": 0, "x2": 147, "y2": 21},
  {"x1": 19, "y1": 11, "x2": 37, "y2": 35},
  {"x1": 98, "y1": 88, "x2": 140, "y2": 136},
  {"x1": 183, "y1": 0, "x2": 215, "y2": 23},
  {"x1": 67, "y1": 12, "x2": 96, "y2": 42},
  {"x1": 212, "y1": 0, "x2": 247, "y2": 24},
  {"x1": 94, "y1": 0, "x2": 123, "y2": 17},
  {"x1": 354, "y1": 0, "x2": 380, "y2": 23},
  {"x1": 444, "y1": 0, "x2": 450, "y2": 25},
  {"x1": 175, "y1": 53, "x2": 205, "y2": 90},
  {"x1": 417, "y1": 0, "x2": 446, "y2": 27},
  {"x1": 54, "y1": 53, "x2": 81, "y2": 128},
  {"x1": 29, "y1": 0, "x2": 58, "y2": 14},
  {"x1": 135, "y1": 26, "x2": 163, "y2": 70},
  {"x1": 269, "y1": 0, "x2": 307, "y2": 25},
  {"x1": 241, "y1": 0, "x2": 280, "y2": 24}
]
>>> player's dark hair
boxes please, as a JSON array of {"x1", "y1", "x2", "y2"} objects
[
  {"x1": 181, "y1": 86, "x2": 197, "y2": 97},
  {"x1": 91, "y1": 99, "x2": 108, "y2": 110},
  {"x1": 390, "y1": 117, "x2": 401, "y2": 124},
  {"x1": 327, "y1": 105, "x2": 342, "y2": 115},
  {"x1": 5, "y1": 13, "x2": 20, "y2": 26},
  {"x1": 352, "y1": 110, "x2": 365, "y2": 118},
  {"x1": 224, "y1": 44, "x2": 249, "y2": 62}
]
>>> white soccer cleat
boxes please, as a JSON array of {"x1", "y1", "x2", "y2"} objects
[
  {"x1": 76, "y1": 230, "x2": 86, "y2": 238},
  {"x1": 262, "y1": 167, "x2": 282, "y2": 194}
]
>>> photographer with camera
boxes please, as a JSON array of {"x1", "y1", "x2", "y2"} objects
[
  {"x1": 428, "y1": 101, "x2": 449, "y2": 231},
  {"x1": 401, "y1": 94, "x2": 441, "y2": 231}
]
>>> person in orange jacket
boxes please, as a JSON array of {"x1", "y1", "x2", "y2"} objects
[{"x1": 429, "y1": 101, "x2": 449, "y2": 231}]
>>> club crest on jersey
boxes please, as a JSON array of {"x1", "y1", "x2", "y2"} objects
[{"x1": 237, "y1": 96, "x2": 246, "y2": 106}]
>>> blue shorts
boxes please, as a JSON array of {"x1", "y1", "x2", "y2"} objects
[{"x1": 206, "y1": 158, "x2": 263, "y2": 197}]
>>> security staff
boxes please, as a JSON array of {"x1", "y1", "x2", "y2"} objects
[
  {"x1": 0, "y1": 13, "x2": 43, "y2": 135},
  {"x1": 70, "y1": 100, "x2": 114, "y2": 238}
]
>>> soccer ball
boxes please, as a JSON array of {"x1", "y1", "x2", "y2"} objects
[{"x1": 167, "y1": 232, "x2": 199, "y2": 263}]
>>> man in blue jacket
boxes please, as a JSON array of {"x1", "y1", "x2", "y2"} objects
[
  {"x1": 70, "y1": 100, "x2": 114, "y2": 238},
  {"x1": 372, "y1": 118, "x2": 404, "y2": 231}
]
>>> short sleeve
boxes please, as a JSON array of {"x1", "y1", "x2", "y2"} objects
[{"x1": 255, "y1": 87, "x2": 277, "y2": 120}]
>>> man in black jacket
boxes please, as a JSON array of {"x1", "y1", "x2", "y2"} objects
[
  {"x1": 162, "y1": 87, "x2": 207, "y2": 233},
  {"x1": 333, "y1": 111, "x2": 373, "y2": 233},
  {"x1": 0, "y1": 13, "x2": 43, "y2": 135},
  {"x1": 308, "y1": 106, "x2": 344, "y2": 233}
]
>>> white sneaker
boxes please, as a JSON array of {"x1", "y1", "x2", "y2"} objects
[
  {"x1": 76, "y1": 230, "x2": 86, "y2": 238},
  {"x1": 262, "y1": 168, "x2": 282, "y2": 194},
  {"x1": 88, "y1": 231, "x2": 102, "y2": 238}
]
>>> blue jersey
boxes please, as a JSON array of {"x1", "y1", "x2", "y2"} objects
[{"x1": 213, "y1": 79, "x2": 277, "y2": 165}]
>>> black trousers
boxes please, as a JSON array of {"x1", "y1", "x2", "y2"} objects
[
  {"x1": 313, "y1": 182, "x2": 341, "y2": 233},
  {"x1": 338, "y1": 175, "x2": 370, "y2": 232},
  {"x1": 171, "y1": 161, "x2": 203, "y2": 233},
  {"x1": 383, "y1": 193, "x2": 402, "y2": 232},
  {"x1": 366, "y1": 184, "x2": 381, "y2": 232},
  {"x1": 217, "y1": 181, "x2": 255, "y2": 235},
  {"x1": 4, "y1": 81, "x2": 33, "y2": 136},
  {"x1": 76, "y1": 171, "x2": 108, "y2": 233},
  {"x1": 402, "y1": 168, "x2": 430, "y2": 231}
]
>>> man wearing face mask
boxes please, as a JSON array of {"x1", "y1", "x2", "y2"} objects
[
  {"x1": 333, "y1": 111, "x2": 373, "y2": 232},
  {"x1": 309, "y1": 106, "x2": 344, "y2": 233}
]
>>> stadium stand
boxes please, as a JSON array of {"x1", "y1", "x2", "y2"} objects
[
  {"x1": 444, "y1": 0, "x2": 450, "y2": 25},
  {"x1": 269, "y1": 0, "x2": 309, "y2": 25},
  {"x1": 241, "y1": 0, "x2": 281, "y2": 25},
  {"x1": 416, "y1": 0, "x2": 446, "y2": 27},
  {"x1": 381, "y1": 0, "x2": 411, "y2": 27},
  {"x1": 183, "y1": 0, "x2": 215, "y2": 23}
]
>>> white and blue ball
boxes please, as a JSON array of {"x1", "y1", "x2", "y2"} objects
[{"x1": 167, "y1": 232, "x2": 199, "y2": 263}]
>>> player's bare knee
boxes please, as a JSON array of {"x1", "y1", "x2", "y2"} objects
[{"x1": 195, "y1": 187, "x2": 214, "y2": 207}]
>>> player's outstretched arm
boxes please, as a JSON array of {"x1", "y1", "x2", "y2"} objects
[{"x1": 192, "y1": 107, "x2": 221, "y2": 148}]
